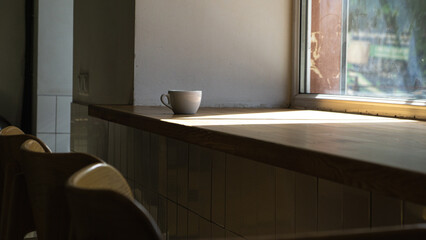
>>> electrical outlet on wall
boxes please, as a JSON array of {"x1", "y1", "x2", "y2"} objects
[{"x1": 78, "y1": 72, "x2": 89, "y2": 96}]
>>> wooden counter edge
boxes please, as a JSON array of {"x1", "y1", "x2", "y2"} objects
[{"x1": 88, "y1": 104, "x2": 426, "y2": 205}]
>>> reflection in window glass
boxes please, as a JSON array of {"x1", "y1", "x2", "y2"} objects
[{"x1": 306, "y1": 0, "x2": 426, "y2": 100}]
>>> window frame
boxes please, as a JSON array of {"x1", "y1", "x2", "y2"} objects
[{"x1": 291, "y1": 0, "x2": 426, "y2": 120}]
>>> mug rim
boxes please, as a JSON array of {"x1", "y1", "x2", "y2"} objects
[{"x1": 168, "y1": 90, "x2": 202, "y2": 93}]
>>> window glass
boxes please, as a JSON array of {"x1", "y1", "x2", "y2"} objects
[{"x1": 303, "y1": 0, "x2": 426, "y2": 100}]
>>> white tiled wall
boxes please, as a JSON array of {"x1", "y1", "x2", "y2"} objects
[
  {"x1": 37, "y1": 0, "x2": 73, "y2": 96},
  {"x1": 36, "y1": 0, "x2": 73, "y2": 153},
  {"x1": 37, "y1": 133, "x2": 56, "y2": 152},
  {"x1": 37, "y1": 96, "x2": 57, "y2": 133},
  {"x1": 37, "y1": 95, "x2": 72, "y2": 152},
  {"x1": 56, "y1": 133, "x2": 70, "y2": 152}
]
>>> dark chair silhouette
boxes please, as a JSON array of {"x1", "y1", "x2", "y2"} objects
[
  {"x1": 0, "y1": 126, "x2": 50, "y2": 240},
  {"x1": 19, "y1": 139, "x2": 103, "y2": 240},
  {"x1": 66, "y1": 163, "x2": 162, "y2": 240}
]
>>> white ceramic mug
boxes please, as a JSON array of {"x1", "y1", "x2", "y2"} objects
[{"x1": 160, "y1": 90, "x2": 202, "y2": 114}]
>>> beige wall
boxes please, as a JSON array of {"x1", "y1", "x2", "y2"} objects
[
  {"x1": 134, "y1": 0, "x2": 293, "y2": 107},
  {"x1": 73, "y1": 0, "x2": 135, "y2": 105}
]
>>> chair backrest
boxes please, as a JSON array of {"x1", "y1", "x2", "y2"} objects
[
  {"x1": 68, "y1": 163, "x2": 133, "y2": 199},
  {"x1": 0, "y1": 128, "x2": 51, "y2": 240},
  {"x1": 66, "y1": 163, "x2": 162, "y2": 240},
  {"x1": 21, "y1": 138, "x2": 47, "y2": 153},
  {"x1": 0, "y1": 126, "x2": 24, "y2": 135},
  {"x1": 20, "y1": 140, "x2": 103, "y2": 240}
]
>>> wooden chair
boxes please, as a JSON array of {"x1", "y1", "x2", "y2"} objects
[
  {"x1": 277, "y1": 224, "x2": 426, "y2": 240},
  {"x1": 0, "y1": 126, "x2": 50, "y2": 240},
  {"x1": 19, "y1": 140, "x2": 103, "y2": 240},
  {"x1": 66, "y1": 163, "x2": 162, "y2": 240},
  {"x1": 0, "y1": 126, "x2": 24, "y2": 136}
]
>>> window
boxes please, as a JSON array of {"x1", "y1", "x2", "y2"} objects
[{"x1": 292, "y1": 0, "x2": 426, "y2": 119}]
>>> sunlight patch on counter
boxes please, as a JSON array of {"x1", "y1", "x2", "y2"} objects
[{"x1": 160, "y1": 110, "x2": 416, "y2": 126}]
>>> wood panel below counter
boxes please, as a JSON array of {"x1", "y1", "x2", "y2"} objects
[{"x1": 88, "y1": 105, "x2": 426, "y2": 205}]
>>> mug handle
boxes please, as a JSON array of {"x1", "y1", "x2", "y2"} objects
[{"x1": 160, "y1": 94, "x2": 173, "y2": 110}]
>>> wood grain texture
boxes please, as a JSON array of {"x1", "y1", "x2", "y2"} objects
[
  {"x1": 0, "y1": 134, "x2": 50, "y2": 240},
  {"x1": 88, "y1": 105, "x2": 426, "y2": 205},
  {"x1": 342, "y1": 186, "x2": 370, "y2": 229},
  {"x1": 19, "y1": 142, "x2": 103, "y2": 240},
  {"x1": 66, "y1": 163, "x2": 162, "y2": 240},
  {"x1": 276, "y1": 168, "x2": 296, "y2": 235},
  {"x1": 67, "y1": 163, "x2": 133, "y2": 199},
  {"x1": 0, "y1": 126, "x2": 25, "y2": 135}
]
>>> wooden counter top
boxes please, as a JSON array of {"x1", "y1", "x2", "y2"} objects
[{"x1": 89, "y1": 105, "x2": 426, "y2": 205}]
